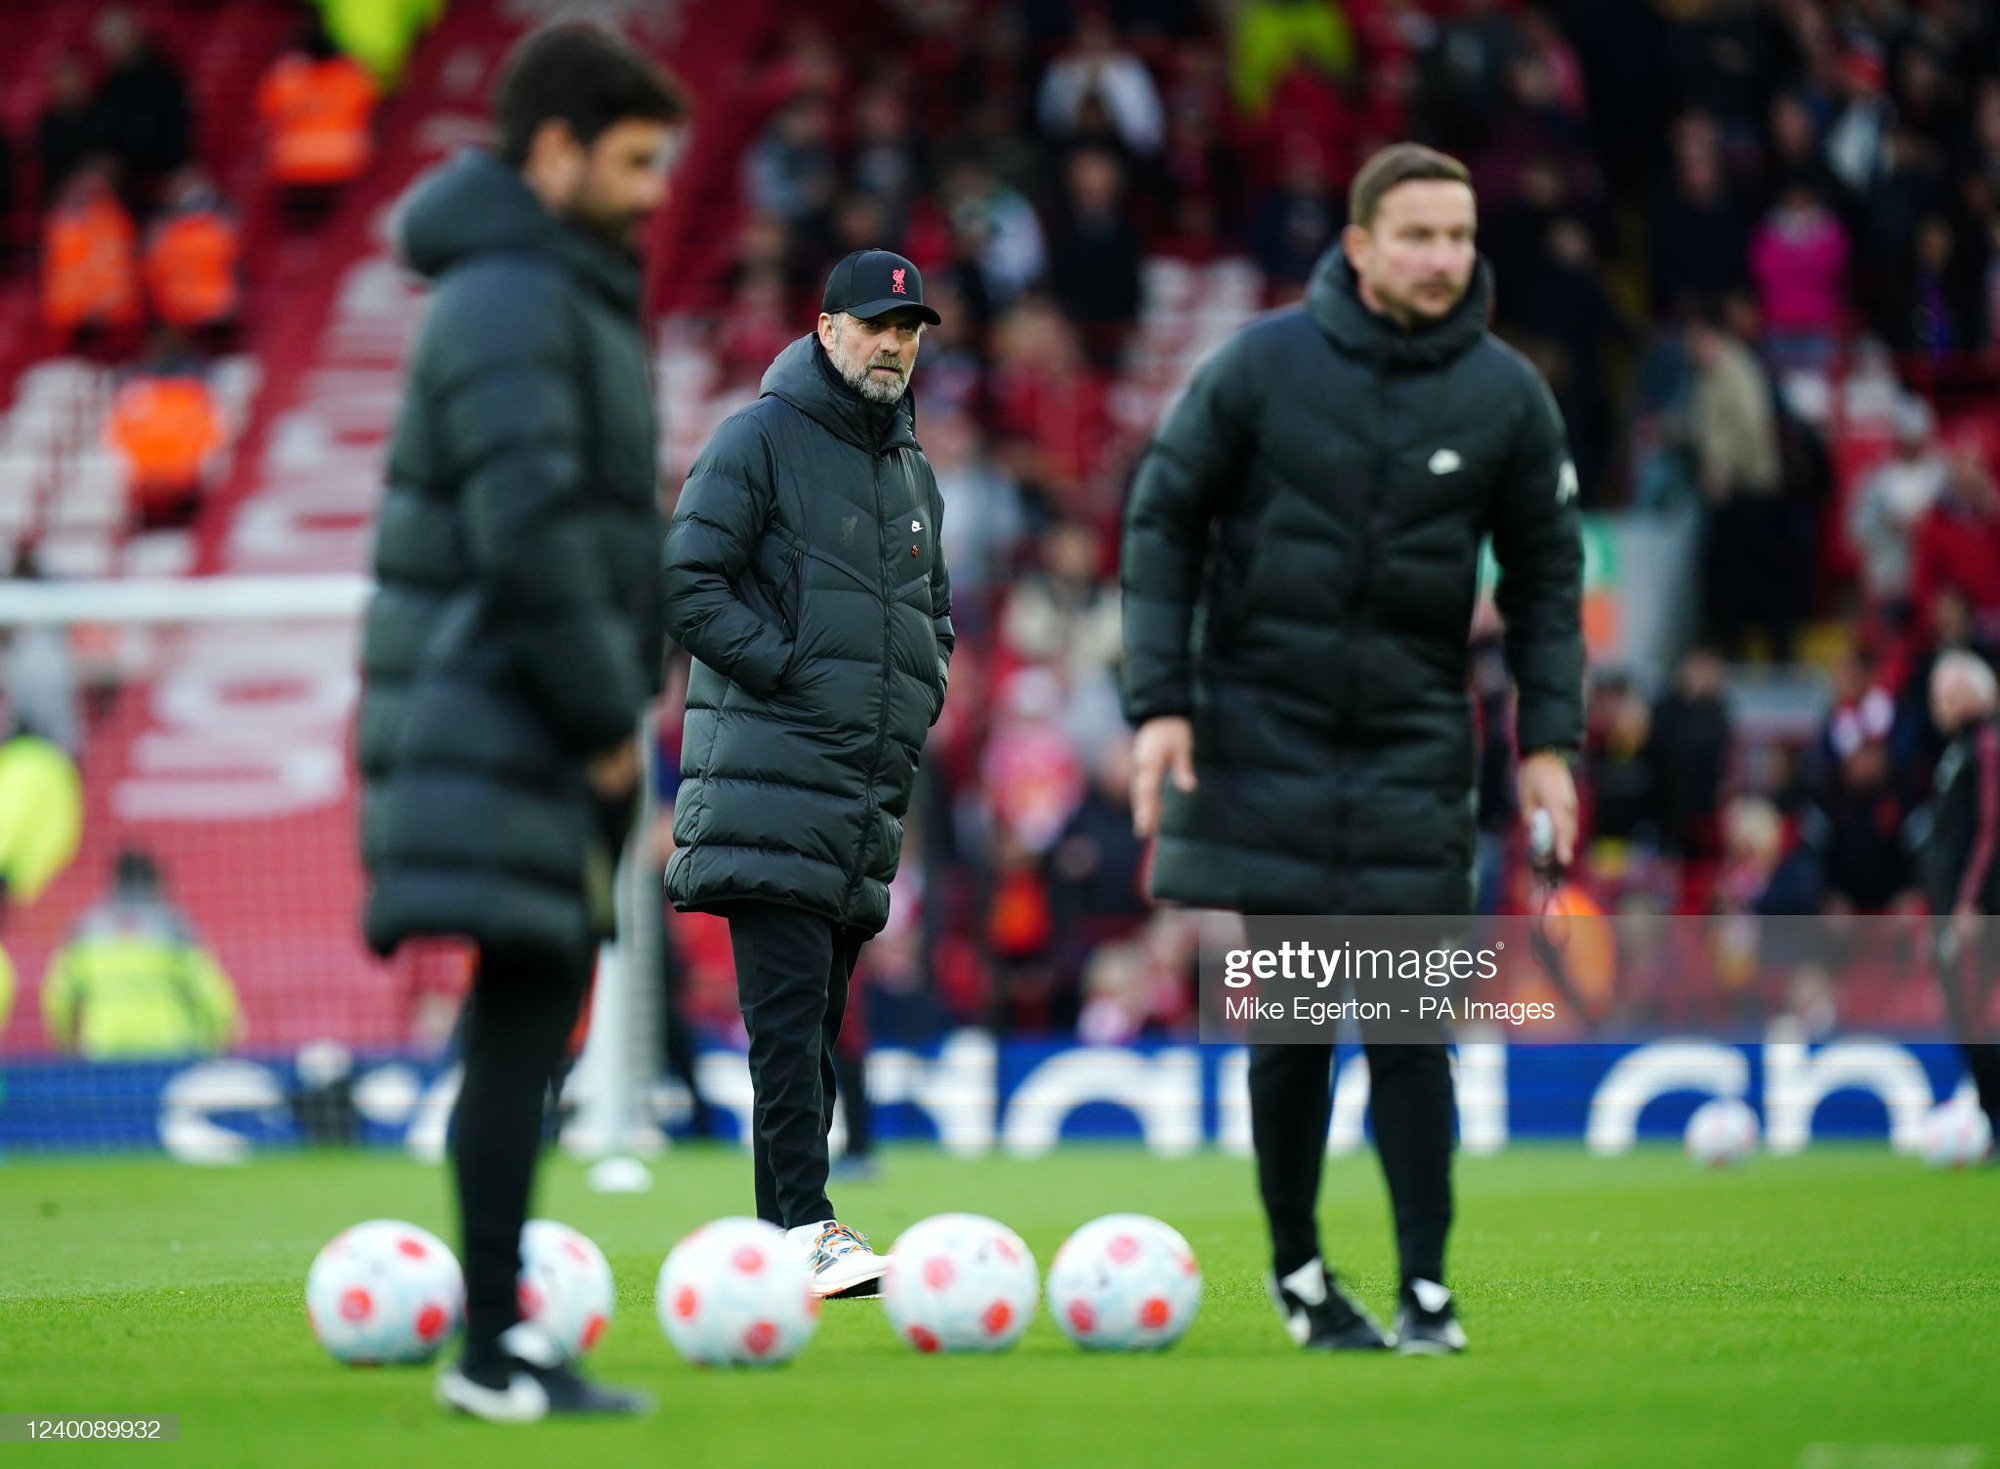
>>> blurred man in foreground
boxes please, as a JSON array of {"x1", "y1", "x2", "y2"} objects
[{"x1": 358, "y1": 21, "x2": 687, "y2": 1421}]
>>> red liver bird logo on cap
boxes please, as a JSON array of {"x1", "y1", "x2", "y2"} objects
[{"x1": 891, "y1": 268, "x2": 907, "y2": 295}]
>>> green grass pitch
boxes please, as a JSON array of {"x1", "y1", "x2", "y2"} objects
[{"x1": 1, "y1": 1145, "x2": 1995, "y2": 1468}]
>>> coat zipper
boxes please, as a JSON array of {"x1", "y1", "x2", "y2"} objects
[{"x1": 776, "y1": 544, "x2": 803, "y2": 640}]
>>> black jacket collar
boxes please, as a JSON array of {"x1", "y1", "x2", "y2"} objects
[
  {"x1": 1305, "y1": 247, "x2": 1492, "y2": 371},
  {"x1": 761, "y1": 334, "x2": 918, "y2": 454}
]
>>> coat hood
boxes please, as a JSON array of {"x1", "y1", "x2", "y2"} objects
[
  {"x1": 1305, "y1": 246, "x2": 1493, "y2": 371},
  {"x1": 393, "y1": 148, "x2": 642, "y2": 315},
  {"x1": 761, "y1": 333, "x2": 918, "y2": 454}
]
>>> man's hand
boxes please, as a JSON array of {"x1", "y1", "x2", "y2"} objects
[
  {"x1": 1131, "y1": 716, "x2": 1197, "y2": 839},
  {"x1": 586, "y1": 736, "x2": 641, "y2": 801},
  {"x1": 1518, "y1": 751, "x2": 1578, "y2": 868},
  {"x1": 1952, "y1": 900, "x2": 1983, "y2": 955}
]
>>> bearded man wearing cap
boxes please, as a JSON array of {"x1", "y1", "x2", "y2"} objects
[{"x1": 662, "y1": 249, "x2": 950, "y2": 1297}]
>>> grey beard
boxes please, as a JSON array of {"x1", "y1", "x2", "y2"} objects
[{"x1": 841, "y1": 357, "x2": 910, "y2": 404}]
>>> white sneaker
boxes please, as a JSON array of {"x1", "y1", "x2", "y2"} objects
[
  {"x1": 787, "y1": 1220, "x2": 889, "y2": 1298},
  {"x1": 434, "y1": 1359, "x2": 550, "y2": 1424}
]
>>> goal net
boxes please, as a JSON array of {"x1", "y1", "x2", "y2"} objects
[{"x1": 0, "y1": 574, "x2": 663, "y2": 1166}]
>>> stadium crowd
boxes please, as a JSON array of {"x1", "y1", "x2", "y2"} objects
[
  {"x1": 8, "y1": 0, "x2": 2000, "y2": 1053},
  {"x1": 661, "y1": 0, "x2": 2000, "y2": 1044}
]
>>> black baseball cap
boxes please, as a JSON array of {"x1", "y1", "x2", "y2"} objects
[{"x1": 821, "y1": 248, "x2": 942, "y2": 325}]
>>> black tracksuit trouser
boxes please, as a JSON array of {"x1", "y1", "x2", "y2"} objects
[
  {"x1": 451, "y1": 942, "x2": 592, "y2": 1359},
  {"x1": 725, "y1": 900, "x2": 864, "y2": 1229},
  {"x1": 1250, "y1": 1040, "x2": 1456, "y2": 1288}
]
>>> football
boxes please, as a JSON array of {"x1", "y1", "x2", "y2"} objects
[
  {"x1": 518, "y1": 1219, "x2": 614, "y2": 1361},
  {"x1": 1046, "y1": 1214, "x2": 1201, "y2": 1351},
  {"x1": 656, "y1": 1218, "x2": 819, "y2": 1367},
  {"x1": 1684, "y1": 1098, "x2": 1760, "y2": 1168},
  {"x1": 305, "y1": 1220, "x2": 463, "y2": 1366},
  {"x1": 1917, "y1": 1099, "x2": 1993, "y2": 1170},
  {"x1": 881, "y1": 1213, "x2": 1038, "y2": 1354}
]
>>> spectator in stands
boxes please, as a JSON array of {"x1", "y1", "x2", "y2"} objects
[
  {"x1": 1817, "y1": 649, "x2": 1897, "y2": 792},
  {"x1": 1684, "y1": 308, "x2": 1789, "y2": 657},
  {"x1": 1848, "y1": 396, "x2": 1946, "y2": 620},
  {"x1": 849, "y1": 85, "x2": 920, "y2": 229},
  {"x1": 105, "y1": 330, "x2": 228, "y2": 528},
  {"x1": 1762, "y1": 91, "x2": 1846, "y2": 215},
  {"x1": 1911, "y1": 435, "x2": 2000, "y2": 637},
  {"x1": 999, "y1": 521, "x2": 1122, "y2": 693},
  {"x1": 1483, "y1": 154, "x2": 1575, "y2": 313},
  {"x1": 930, "y1": 411, "x2": 1027, "y2": 630},
  {"x1": 1414, "y1": 0, "x2": 1520, "y2": 149},
  {"x1": 1046, "y1": 732, "x2": 1147, "y2": 1021},
  {"x1": 1826, "y1": 47, "x2": 1894, "y2": 200},
  {"x1": 1228, "y1": 0, "x2": 1354, "y2": 118},
  {"x1": 41, "y1": 162, "x2": 143, "y2": 343},
  {"x1": 143, "y1": 168, "x2": 241, "y2": 337},
  {"x1": 41, "y1": 848, "x2": 242, "y2": 1060},
  {"x1": 1881, "y1": 214, "x2": 1987, "y2": 357},
  {"x1": 0, "y1": 715, "x2": 79, "y2": 1081},
  {"x1": 258, "y1": 16, "x2": 381, "y2": 209},
  {"x1": 1252, "y1": 139, "x2": 1341, "y2": 294},
  {"x1": 1583, "y1": 669, "x2": 1659, "y2": 858},
  {"x1": 89, "y1": 7, "x2": 192, "y2": 206},
  {"x1": 1807, "y1": 733, "x2": 1911, "y2": 913},
  {"x1": 1047, "y1": 147, "x2": 1144, "y2": 364},
  {"x1": 714, "y1": 264, "x2": 797, "y2": 387},
  {"x1": 1468, "y1": 49, "x2": 1593, "y2": 209},
  {"x1": 1649, "y1": 648, "x2": 1733, "y2": 873},
  {"x1": 318, "y1": 0, "x2": 439, "y2": 88},
  {"x1": 0, "y1": 695, "x2": 83, "y2": 919},
  {"x1": 1039, "y1": 9, "x2": 1164, "y2": 156},
  {"x1": 34, "y1": 54, "x2": 102, "y2": 208},
  {"x1": 1749, "y1": 184, "x2": 1849, "y2": 373},
  {"x1": 1513, "y1": 216, "x2": 1630, "y2": 503},
  {"x1": 1650, "y1": 113, "x2": 1751, "y2": 317},
  {"x1": 941, "y1": 159, "x2": 1045, "y2": 307},
  {"x1": 989, "y1": 297, "x2": 1117, "y2": 518},
  {"x1": 744, "y1": 97, "x2": 839, "y2": 228}
]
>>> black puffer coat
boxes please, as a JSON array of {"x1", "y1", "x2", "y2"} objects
[
  {"x1": 1120, "y1": 248, "x2": 1583, "y2": 915},
  {"x1": 359, "y1": 150, "x2": 664, "y2": 961},
  {"x1": 663, "y1": 335, "x2": 952, "y2": 935}
]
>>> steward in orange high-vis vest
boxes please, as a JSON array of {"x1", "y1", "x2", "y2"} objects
[
  {"x1": 105, "y1": 344, "x2": 226, "y2": 519},
  {"x1": 42, "y1": 164, "x2": 142, "y2": 336},
  {"x1": 257, "y1": 26, "x2": 379, "y2": 189},
  {"x1": 143, "y1": 171, "x2": 241, "y2": 330}
]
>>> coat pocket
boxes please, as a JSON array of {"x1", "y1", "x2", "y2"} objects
[{"x1": 775, "y1": 543, "x2": 806, "y2": 680}]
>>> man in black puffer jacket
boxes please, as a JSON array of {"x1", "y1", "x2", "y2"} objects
[
  {"x1": 663, "y1": 250, "x2": 951, "y2": 1298},
  {"x1": 1122, "y1": 144, "x2": 1584, "y2": 1355},
  {"x1": 357, "y1": 23, "x2": 685, "y2": 1421}
]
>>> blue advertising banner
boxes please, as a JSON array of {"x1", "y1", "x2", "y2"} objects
[{"x1": 0, "y1": 1032, "x2": 1981, "y2": 1161}]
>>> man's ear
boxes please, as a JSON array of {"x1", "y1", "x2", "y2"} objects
[
  {"x1": 525, "y1": 117, "x2": 581, "y2": 190},
  {"x1": 816, "y1": 312, "x2": 839, "y2": 352},
  {"x1": 1341, "y1": 222, "x2": 1370, "y2": 273}
]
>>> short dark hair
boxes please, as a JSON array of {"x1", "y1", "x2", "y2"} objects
[
  {"x1": 493, "y1": 21, "x2": 689, "y2": 169},
  {"x1": 1347, "y1": 143, "x2": 1472, "y2": 229}
]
